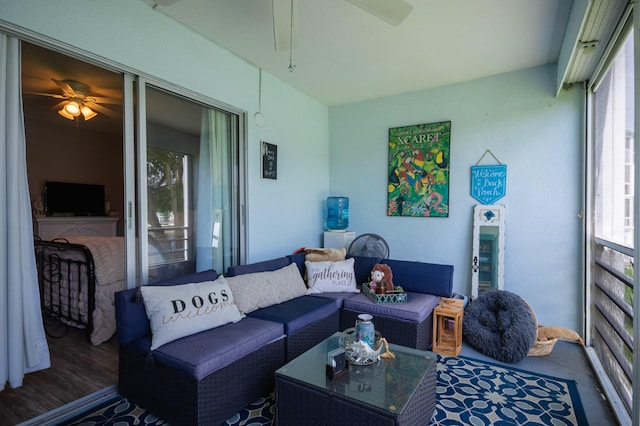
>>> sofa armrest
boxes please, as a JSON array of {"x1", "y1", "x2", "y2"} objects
[
  {"x1": 115, "y1": 269, "x2": 219, "y2": 345},
  {"x1": 382, "y1": 259, "x2": 453, "y2": 297}
]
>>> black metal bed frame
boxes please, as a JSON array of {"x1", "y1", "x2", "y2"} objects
[{"x1": 34, "y1": 237, "x2": 96, "y2": 340}]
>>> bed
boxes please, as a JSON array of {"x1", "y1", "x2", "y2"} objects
[{"x1": 34, "y1": 235, "x2": 126, "y2": 345}]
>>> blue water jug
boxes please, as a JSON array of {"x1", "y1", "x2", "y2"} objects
[{"x1": 327, "y1": 196, "x2": 349, "y2": 231}]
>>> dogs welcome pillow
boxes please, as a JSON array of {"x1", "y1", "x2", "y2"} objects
[
  {"x1": 141, "y1": 276, "x2": 244, "y2": 350},
  {"x1": 305, "y1": 258, "x2": 359, "y2": 294}
]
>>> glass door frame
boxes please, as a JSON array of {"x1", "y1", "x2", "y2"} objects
[
  {"x1": 125, "y1": 77, "x2": 247, "y2": 287},
  {"x1": 123, "y1": 74, "x2": 138, "y2": 287}
]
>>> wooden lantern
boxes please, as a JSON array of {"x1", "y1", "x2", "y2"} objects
[{"x1": 432, "y1": 298, "x2": 464, "y2": 357}]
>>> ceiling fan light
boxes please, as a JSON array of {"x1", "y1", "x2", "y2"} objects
[
  {"x1": 81, "y1": 106, "x2": 97, "y2": 120},
  {"x1": 64, "y1": 100, "x2": 81, "y2": 116},
  {"x1": 58, "y1": 108, "x2": 75, "y2": 120}
]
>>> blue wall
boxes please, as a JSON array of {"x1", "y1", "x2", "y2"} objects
[
  {"x1": 329, "y1": 65, "x2": 584, "y2": 330},
  {"x1": 1, "y1": 0, "x2": 331, "y2": 261},
  {"x1": 2, "y1": 1, "x2": 585, "y2": 329}
]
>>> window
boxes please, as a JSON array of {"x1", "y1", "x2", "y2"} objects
[
  {"x1": 144, "y1": 86, "x2": 242, "y2": 283},
  {"x1": 147, "y1": 148, "x2": 190, "y2": 267},
  {"x1": 594, "y1": 32, "x2": 635, "y2": 247},
  {"x1": 590, "y1": 30, "x2": 634, "y2": 415}
]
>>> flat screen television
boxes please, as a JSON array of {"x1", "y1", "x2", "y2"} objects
[{"x1": 45, "y1": 181, "x2": 106, "y2": 217}]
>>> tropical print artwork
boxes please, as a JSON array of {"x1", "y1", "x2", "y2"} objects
[{"x1": 388, "y1": 121, "x2": 451, "y2": 217}]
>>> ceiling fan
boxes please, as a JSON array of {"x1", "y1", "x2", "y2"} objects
[
  {"x1": 152, "y1": 0, "x2": 413, "y2": 52},
  {"x1": 274, "y1": 0, "x2": 413, "y2": 51},
  {"x1": 26, "y1": 79, "x2": 120, "y2": 121}
]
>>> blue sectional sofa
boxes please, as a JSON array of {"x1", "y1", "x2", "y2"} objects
[{"x1": 114, "y1": 253, "x2": 453, "y2": 426}]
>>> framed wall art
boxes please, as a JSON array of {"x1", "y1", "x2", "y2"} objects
[
  {"x1": 387, "y1": 121, "x2": 451, "y2": 217},
  {"x1": 261, "y1": 141, "x2": 277, "y2": 180}
]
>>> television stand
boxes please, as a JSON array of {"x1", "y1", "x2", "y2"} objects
[{"x1": 34, "y1": 216, "x2": 118, "y2": 240}]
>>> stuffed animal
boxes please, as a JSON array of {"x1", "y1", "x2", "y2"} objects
[
  {"x1": 370, "y1": 264, "x2": 394, "y2": 294},
  {"x1": 370, "y1": 269, "x2": 386, "y2": 294}
]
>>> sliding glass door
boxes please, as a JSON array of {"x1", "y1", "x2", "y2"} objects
[{"x1": 140, "y1": 86, "x2": 243, "y2": 284}]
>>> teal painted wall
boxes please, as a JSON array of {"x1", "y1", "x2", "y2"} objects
[
  {"x1": 329, "y1": 65, "x2": 584, "y2": 330},
  {"x1": 2, "y1": 1, "x2": 585, "y2": 329},
  {"x1": 1, "y1": 0, "x2": 330, "y2": 261}
]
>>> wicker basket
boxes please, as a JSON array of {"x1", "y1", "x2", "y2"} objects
[
  {"x1": 528, "y1": 337, "x2": 558, "y2": 356},
  {"x1": 524, "y1": 303, "x2": 560, "y2": 357}
]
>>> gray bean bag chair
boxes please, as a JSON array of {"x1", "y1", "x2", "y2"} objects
[{"x1": 463, "y1": 290, "x2": 537, "y2": 363}]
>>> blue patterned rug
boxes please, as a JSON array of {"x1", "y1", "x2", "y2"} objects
[{"x1": 56, "y1": 355, "x2": 587, "y2": 425}]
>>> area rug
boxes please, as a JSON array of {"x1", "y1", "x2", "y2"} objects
[{"x1": 56, "y1": 355, "x2": 587, "y2": 425}]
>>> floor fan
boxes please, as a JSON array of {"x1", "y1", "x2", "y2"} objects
[{"x1": 347, "y1": 233, "x2": 390, "y2": 258}]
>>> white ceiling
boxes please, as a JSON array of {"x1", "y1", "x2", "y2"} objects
[
  {"x1": 146, "y1": 0, "x2": 574, "y2": 106},
  {"x1": 19, "y1": 0, "x2": 577, "y2": 134}
]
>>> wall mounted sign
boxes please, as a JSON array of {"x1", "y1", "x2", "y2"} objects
[
  {"x1": 471, "y1": 164, "x2": 507, "y2": 204},
  {"x1": 388, "y1": 121, "x2": 451, "y2": 217},
  {"x1": 261, "y1": 141, "x2": 277, "y2": 180}
]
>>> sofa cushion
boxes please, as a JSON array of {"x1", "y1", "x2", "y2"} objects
[
  {"x1": 382, "y1": 259, "x2": 453, "y2": 297},
  {"x1": 147, "y1": 317, "x2": 284, "y2": 380},
  {"x1": 226, "y1": 257, "x2": 290, "y2": 276},
  {"x1": 309, "y1": 291, "x2": 358, "y2": 309},
  {"x1": 115, "y1": 269, "x2": 219, "y2": 345},
  {"x1": 342, "y1": 291, "x2": 440, "y2": 323},
  {"x1": 141, "y1": 277, "x2": 244, "y2": 350},
  {"x1": 225, "y1": 263, "x2": 308, "y2": 315},
  {"x1": 247, "y1": 296, "x2": 337, "y2": 334},
  {"x1": 305, "y1": 258, "x2": 358, "y2": 294},
  {"x1": 348, "y1": 255, "x2": 383, "y2": 284}
]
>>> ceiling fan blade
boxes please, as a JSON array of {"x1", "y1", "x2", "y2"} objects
[
  {"x1": 89, "y1": 96, "x2": 122, "y2": 105},
  {"x1": 52, "y1": 78, "x2": 77, "y2": 96},
  {"x1": 87, "y1": 102, "x2": 120, "y2": 118},
  {"x1": 154, "y1": 0, "x2": 181, "y2": 5},
  {"x1": 23, "y1": 91, "x2": 66, "y2": 99},
  {"x1": 345, "y1": 0, "x2": 413, "y2": 26},
  {"x1": 272, "y1": 0, "x2": 298, "y2": 52},
  {"x1": 51, "y1": 100, "x2": 67, "y2": 111}
]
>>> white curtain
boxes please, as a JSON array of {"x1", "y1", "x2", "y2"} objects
[
  {"x1": 196, "y1": 108, "x2": 231, "y2": 273},
  {"x1": 0, "y1": 34, "x2": 50, "y2": 390}
]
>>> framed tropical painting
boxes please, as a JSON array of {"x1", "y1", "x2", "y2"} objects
[{"x1": 387, "y1": 121, "x2": 451, "y2": 217}]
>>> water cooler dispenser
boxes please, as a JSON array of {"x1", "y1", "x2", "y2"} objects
[{"x1": 324, "y1": 196, "x2": 355, "y2": 250}]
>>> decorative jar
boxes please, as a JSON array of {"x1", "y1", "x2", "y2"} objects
[{"x1": 355, "y1": 313, "x2": 375, "y2": 349}]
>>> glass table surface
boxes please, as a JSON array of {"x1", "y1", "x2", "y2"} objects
[{"x1": 275, "y1": 332, "x2": 437, "y2": 414}]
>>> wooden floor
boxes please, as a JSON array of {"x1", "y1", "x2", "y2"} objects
[{"x1": 0, "y1": 317, "x2": 118, "y2": 425}]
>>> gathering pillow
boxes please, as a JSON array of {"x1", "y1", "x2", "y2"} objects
[
  {"x1": 141, "y1": 276, "x2": 244, "y2": 350},
  {"x1": 305, "y1": 257, "x2": 359, "y2": 294},
  {"x1": 225, "y1": 263, "x2": 308, "y2": 315}
]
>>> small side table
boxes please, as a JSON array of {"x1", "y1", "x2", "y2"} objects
[{"x1": 432, "y1": 298, "x2": 464, "y2": 356}]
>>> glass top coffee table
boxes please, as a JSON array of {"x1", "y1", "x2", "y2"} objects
[{"x1": 275, "y1": 332, "x2": 437, "y2": 425}]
